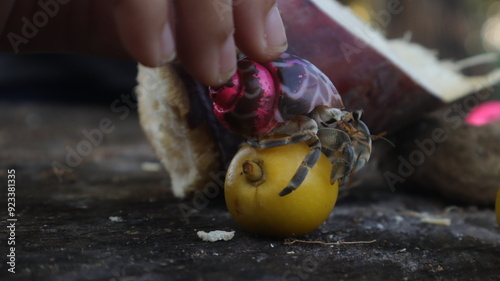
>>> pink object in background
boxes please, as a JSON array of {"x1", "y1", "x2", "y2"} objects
[{"x1": 465, "y1": 101, "x2": 500, "y2": 126}]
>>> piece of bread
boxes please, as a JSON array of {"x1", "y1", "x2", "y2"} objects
[{"x1": 136, "y1": 64, "x2": 222, "y2": 199}]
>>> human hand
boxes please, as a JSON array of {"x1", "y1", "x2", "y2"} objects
[{"x1": 0, "y1": 0, "x2": 288, "y2": 86}]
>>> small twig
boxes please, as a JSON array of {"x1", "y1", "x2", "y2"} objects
[{"x1": 284, "y1": 238, "x2": 376, "y2": 246}]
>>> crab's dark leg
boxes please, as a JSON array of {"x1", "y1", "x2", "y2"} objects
[
  {"x1": 331, "y1": 145, "x2": 354, "y2": 185},
  {"x1": 247, "y1": 132, "x2": 313, "y2": 148},
  {"x1": 246, "y1": 116, "x2": 324, "y2": 196},
  {"x1": 278, "y1": 136, "x2": 321, "y2": 196},
  {"x1": 349, "y1": 120, "x2": 372, "y2": 172},
  {"x1": 247, "y1": 116, "x2": 318, "y2": 149},
  {"x1": 317, "y1": 128, "x2": 355, "y2": 184}
]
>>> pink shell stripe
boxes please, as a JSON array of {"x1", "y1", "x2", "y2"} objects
[
  {"x1": 271, "y1": 54, "x2": 343, "y2": 122},
  {"x1": 209, "y1": 53, "x2": 344, "y2": 138}
]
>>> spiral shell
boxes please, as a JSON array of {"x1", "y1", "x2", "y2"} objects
[{"x1": 210, "y1": 53, "x2": 343, "y2": 138}]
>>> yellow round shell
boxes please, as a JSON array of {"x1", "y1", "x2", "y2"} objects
[{"x1": 224, "y1": 143, "x2": 339, "y2": 237}]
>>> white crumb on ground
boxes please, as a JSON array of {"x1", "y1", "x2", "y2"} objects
[
  {"x1": 141, "y1": 162, "x2": 162, "y2": 172},
  {"x1": 420, "y1": 217, "x2": 451, "y2": 226},
  {"x1": 197, "y1": 230, "x2": 235, "y2": 242},
  {"x1": 109, "y1": 216, "x2": 123, "y2": 222}
]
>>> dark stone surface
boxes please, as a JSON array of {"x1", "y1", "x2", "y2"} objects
[{"x1": 0, "y1": 103, "x2": 499, "y2": 281}]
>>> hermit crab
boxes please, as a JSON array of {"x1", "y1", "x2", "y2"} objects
[{"x1": 209, "y1": 53, "x2": 372, "y2": 196}]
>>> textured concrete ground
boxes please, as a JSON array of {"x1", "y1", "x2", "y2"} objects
[{"x1": 0, "y1": 103, "x2": 499, "y2": 281}]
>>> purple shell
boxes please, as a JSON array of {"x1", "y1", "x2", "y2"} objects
[{"x1": 269, "y1": 53, "x2": 343, "y2": 122}]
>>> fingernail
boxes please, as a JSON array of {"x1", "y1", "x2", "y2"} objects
[
  {"x1": 160, "y1": 22, "x2": 176, "y2": 64},
  {"x1": 264, "y1": 6, "x2": 287, "y2": 55},
  {"x1": 218, "y1": 35, "x2": 237, "y2": 85}
]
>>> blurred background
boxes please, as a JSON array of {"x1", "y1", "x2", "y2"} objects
[
  {"x1": 0, "y1": 0, "x2": 500, "y2": 117},
  {"x1": 0, "y1": 0, "x2": 499, "y2": 113},
  {"x1": 0, "y1": 53, "x2": 137, "y2": 104},
  {"x1": 344, "y1": 0, "x2": 500, "y2": 59},
  {"x1": 344, "y1": 0, "x2": 500, "y2": 88}
]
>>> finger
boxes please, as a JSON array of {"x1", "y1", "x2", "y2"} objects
[
  {"x1": 175, "y1": 0, "x2": 237, "y2": 86},
  {"x1": 233, "y1": 0, "x2": 287, "y2": 62},
  {"x1": 110, "y1": 0, "x2": 175, "y2": 67}
]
